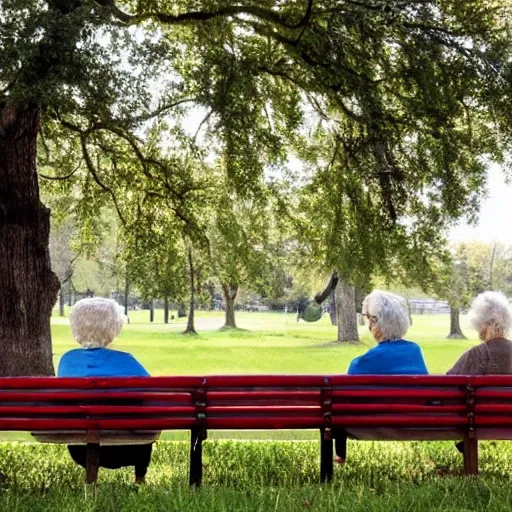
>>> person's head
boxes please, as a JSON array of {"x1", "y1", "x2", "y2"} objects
[
  {"x1": 69, "y1": 298, "x2": 125, "y2": 348},
  {"x1": 362, "y1": 290, "x2": 410, "y2": 343},
  {"x1": 470, "y1": 291, "x2": 512, "y2": 342}
]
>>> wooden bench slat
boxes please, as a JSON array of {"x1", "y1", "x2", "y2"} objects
[
  {"x1": 0, "y1": 392, "x2": 194, "y2": 402},
  {"x1": 332, "y1": 389, "x2": 465, "y2": 399},
  {"x1": 332, "y1": 404, "x2": 466, "y2": 413}
]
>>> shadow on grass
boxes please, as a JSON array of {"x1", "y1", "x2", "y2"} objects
[{"x1": 218, "y1": 326, "x2": 249, "y2": 333}]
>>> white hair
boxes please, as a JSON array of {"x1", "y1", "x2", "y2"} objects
[
  {"x1": 69, "y1": 298, "x2": 125, "y2": 348},
  {"x1": 470, "y1": 291, "x2": 512, "y2": 339},
  {"x1": 362, "y1": 290, "x2": 410, "y2": 341}
]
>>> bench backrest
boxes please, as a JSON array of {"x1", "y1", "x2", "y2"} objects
[{"x1": 0, "y1": 375, "x2": 511, "y2": 438}]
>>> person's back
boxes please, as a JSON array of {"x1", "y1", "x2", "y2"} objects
[
  {"x1": 447, "y1": 292, "x2": 512, "y2": 454},
  {"x1": 58, "y1": 297, "x2": 153, "y2": 484},
  {"x1": 448, "y1": 292, "x2": 512, "y2": 376},
  {"x1": 348, "y1": 339, "x2": 428, "y2": 375},
  {"x1": 448, "y1": 339, "x2": 512, "y2": 375},
  {"x1": 58, "y1": 347, "x2": 148, "y2": 377},
  {"x1": 336, "y1": 291, "x2": 428, "y2": 464}
]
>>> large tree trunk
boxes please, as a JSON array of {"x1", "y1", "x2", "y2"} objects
[
  {"x1": 222, "y1": 283, "x2": 238, "y2": 329},
  {"x1": 334, "y1": 278, "x2": 359, "y2": 343},
  {"x1": 489, "y1": 242, "x2": 497, "y2": 289},
  {"x1": 329, "y1": 292, "x2": 337, "y2": 325},
  {"x1": 183, "y1": 246, "x2": 197, "y2": 335},
  {"x1": 164, "y1": 297, "x2": 169, "y2": 324},
  {"x1": 447, "y1": 307, "x2": 466, "y2": 339},
  {"x1": 406, "y1": 300, "x2": 413, "y2": 326},
  {"x1": 177, "y1": 302, "x2": 187, "y2": 318},
  {"x1": 59, "y1": 287, "x2": 65, "y2": 317},
  {"x1": 149, "y1": 300, "x2": 154, "y2": 323},
  {"x1": 0, "y1": 105, "x2": 60, "y2": 375},
  {"x1": 68, "y1": 280, "x2": 73, "y2": 306}
]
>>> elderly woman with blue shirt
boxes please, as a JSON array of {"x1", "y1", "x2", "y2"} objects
[
  {"x1": 59, "y1": 298, "x2": 153, "y2": 484},
  {"x1": 334, "y1": 290, "x2": 428, "y2": 463},
  {"x1": 348, "y1": 290, "x2": 427, "y2": 375}
]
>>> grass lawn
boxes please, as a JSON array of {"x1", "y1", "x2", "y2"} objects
[{"x1": 2, "y1": 440, "x2": 512, "y2": 511}]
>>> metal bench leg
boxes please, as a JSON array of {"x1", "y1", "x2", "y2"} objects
[
  {"x1": 190, "y1": 427, "x2": 205, "y2": 487},
  {"x1": 86, "y1": 443, "x2": 100, "y2": 484},
  {"x1": 463, "y1": 432, "x2": 478, "y2": 476},
  {"x1": 320, "y1": 428, "x2": 333, "y2": 483}
]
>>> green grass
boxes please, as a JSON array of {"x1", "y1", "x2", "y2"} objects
[{"x1": 2, "y1": 440, "x2": 512, "y2": 511}]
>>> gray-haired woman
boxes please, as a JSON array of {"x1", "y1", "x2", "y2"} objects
[
  {"x1": 447, "y1": 291, "x2": 512, "y2": 375},
  {"x1": 334, "y1": 290, "x2": 428, "y2": 464},
  {"x1": 447, "y1": 292, "x2": 512, "y2": 454},
  {"x1": 347, "y1": 290, "x2": 428, "y2": 375}
]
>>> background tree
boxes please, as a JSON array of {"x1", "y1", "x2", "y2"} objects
[
  {"x1": 435, "y1": 243, "x2": 492, "y2": 339},
  {"x1": 48, "y1": 218, "x2": 78, "y2": 316}
]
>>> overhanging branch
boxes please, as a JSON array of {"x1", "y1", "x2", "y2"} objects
[
  {"x1": 80, "y1": 134, "x2": 127, "y2": 226},
  {"x1": 39, "y1": 159, "x2": 83, "y2": 181},
  {"x1": 96, "y1": 0, "x2": 314, "y2": 31}
]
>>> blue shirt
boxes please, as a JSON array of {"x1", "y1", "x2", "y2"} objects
[
  {"x1": 348, "y1": 340, "x2": 428, "y2": 375},
  {"x1": 58, "y1": 348, "x2": 150, "y2": 377}
]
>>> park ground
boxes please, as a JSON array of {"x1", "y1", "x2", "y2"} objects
[{"x1": 3, "y1": 311, "x2": 512, "y2": 511}]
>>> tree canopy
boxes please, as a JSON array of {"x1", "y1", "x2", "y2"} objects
[{"x1": 2, "y1": 0, "x2": 512, "y2": 373}]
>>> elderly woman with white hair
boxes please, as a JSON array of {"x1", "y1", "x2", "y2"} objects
[
  {"x1": 447, "y1": 291, "x2": 512, "y2": 375},
  {"x1": 347, "y1": 290, "x2": 428, "y2": 375},
  {"x1": 334, "y1": 290, "x2": 428, "y2": 464},
  {"x1": 58, "y1": 298, "x2": 153, "y2": 484}
]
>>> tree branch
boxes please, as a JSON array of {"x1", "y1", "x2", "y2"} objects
[
  {"x1": 96, "y1": 0, "x2": 314, "y2": 30},
  {"x1": 193, "y1": 109, "x2": 214, "y2": 144},
  {"x1": 154, "y1": 2, "x2": 314, "y2": 30},
  {"x1": 125, "y1": 97, "x2": 198, "y2": 124},
  {"x1": 39, "y1": 159, "x2": 83, "y2": 180},
  {"x1": 80, "y1": 134, "x2": 127, "y2": 226}
]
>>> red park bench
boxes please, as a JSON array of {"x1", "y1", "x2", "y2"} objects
[{"x1": 1, "y1": 375, "x2": 512, "y2": 485}]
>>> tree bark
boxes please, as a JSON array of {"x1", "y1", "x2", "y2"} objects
[
  {"x1": 164, "y1": 297, "x2": 169, "y2": 324},
  {"x1": 334, "y1": 278, "x2": 359, "y2": 343},
  {"x1": 177, "y1": 302, "x2": 187, "y2": 318},
  {"x1": 68, "y1": 280, "x2": 73, "y2": 306},
  {"x1": 222, "y1": 283, "x2": 238, "y2": 329},
  {"x1": 0, "y1": 104, "x2": 60, "y2": 375},
  {"x1": 448, "y1": 307, "x2": 466, "y2": 339},
  {"x1": 489, "y1": 242, "x2": 497, "y2": 289},
  {"x1": 59, "y1": 287, "x2": 65, "y2": 317},
  {"x1": 149, "y1": 300, "x2": 154, "y2": 323},
  {"x1": 183, "y1": 246, "x2": 197, "y2": 335},
  {"x1": 329, "y1": 291, "x2": 337, "y2": 326}
]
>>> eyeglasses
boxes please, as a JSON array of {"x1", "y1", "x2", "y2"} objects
[{"x1": 364, "y1": 314, "x2": 378, "y2": 323}]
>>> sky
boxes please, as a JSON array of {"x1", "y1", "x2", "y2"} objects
[{"x1": 449, "y1": 164, "x2": 512, "y2": 244}]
